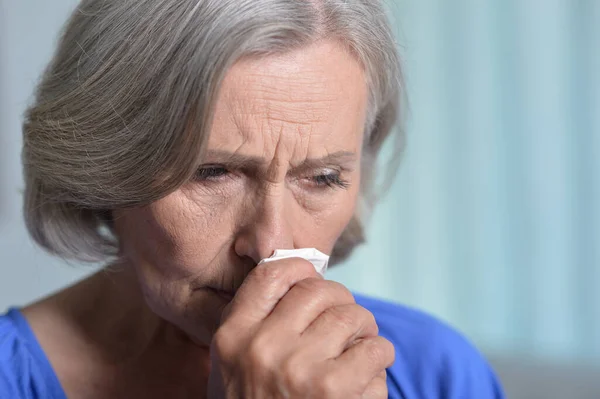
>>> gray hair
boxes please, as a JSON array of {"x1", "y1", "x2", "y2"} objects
[{"x1": 22, "y1": 0, "x2": 405, "y2": 264}]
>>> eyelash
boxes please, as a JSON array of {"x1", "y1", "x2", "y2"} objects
[
  {"x1": 311, "y1": 173, "x2": 350, "y2": 189},
  {"x1": 194, "y1": 166, "x2": 349, "y2": 189},
  {"x1": 195, "y1": 166, "x2": 229, "y2": 181}
]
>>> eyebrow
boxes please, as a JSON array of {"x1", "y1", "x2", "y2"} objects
[{"x1": 201, "y1": 150, "x2": 358, "y2": 173}]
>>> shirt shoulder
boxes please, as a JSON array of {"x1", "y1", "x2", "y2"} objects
[
  {"x1": 354, "y1": 294, "x2": 505, "y2": 399},
  {"x1": 0, "y1": 309, "x2": 66, "y2": 399}
]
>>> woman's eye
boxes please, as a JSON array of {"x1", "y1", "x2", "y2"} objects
[
  {"x1": 195, "y1": 166, "x2": 229, "y2": 181},
  {"x1": 310, "y1": 173, "x2": 349, "y2": 189}
]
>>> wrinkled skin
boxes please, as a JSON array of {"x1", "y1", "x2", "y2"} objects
[{"x1": 25, "y1": 39, "x2": 394, "y2": 399}]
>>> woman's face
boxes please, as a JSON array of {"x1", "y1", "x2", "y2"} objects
[{"x1": 114, "y1": 40, "x2": 368, "y2": 345}]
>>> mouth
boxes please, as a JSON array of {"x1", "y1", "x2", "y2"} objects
[{"x1": 210, "y1": 288, "x2": 235, "y2": 301}]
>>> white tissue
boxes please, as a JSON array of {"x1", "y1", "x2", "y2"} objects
[{"x1": 258, "y1": 248, "x2": 330, "y2": 276}]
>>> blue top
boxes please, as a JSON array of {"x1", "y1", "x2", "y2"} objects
[{"x1": 0, "y1": 294, "x2": 504, "y2": 399}]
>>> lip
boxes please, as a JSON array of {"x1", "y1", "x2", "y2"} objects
[{"x1": 210, "y1": 288, "x2": 235, "y2": 301}]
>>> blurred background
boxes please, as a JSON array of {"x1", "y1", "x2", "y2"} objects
[{"x1": 1, "y1": 0, "x2": 599, "y2": 397}]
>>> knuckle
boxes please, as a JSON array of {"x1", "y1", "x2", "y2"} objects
[
  {"x1": 280, "y1": 354, "x2": 310, "y2": 393},
  {"x1": 386, "y1": 340, "x2": 396, "y2": 365},
  {"x1": 212, "y1": 327, "x2": 232, "y2": 350},
  {"x1": 211, "y1": 327, "x2": 237, "y2": 361},
  {"x1": 294, "y1": 277, "x2": 328, "y2": 294},
  {"x1": 324, "y1": 306, "x2": 360, "y2": 332},
  {"x1": 357, "y1": 306, "x2": 379, "y2": 337},
  {"x1": 316, "y1": 368, "x2": 362, "y2": 399},
  {"x1": 245, "y1": 334, "x2": 276, "y2": 369},
  {"x1": 326, "y1": 280, "x2": 356, "y2": 303},
  {"x1": 378, "y1": 370, "x2": 388, "y2": 381},
  {"x1": 364, "y1": 337, "x2": 394, "y2": 367},
  {"x1": 318, "y1": 372, "x2": 342, "y2": 398},
  {"x1": 324, "y1": 304, "x2": 376, "y2": 337},
  {"x1": 365, "y1": 376, "x2": 388, "y2": 399},
  {"x1": 317, "y1": 371, "x2": 360, "y2": 399},
  {"x1": 352, "y1": 304, "x2": 376, "y2": 325},
  {"x1": 293, "y1": 280, "x2": 355, "y2": 307}
]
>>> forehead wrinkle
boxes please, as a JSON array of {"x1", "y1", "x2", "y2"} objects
[
  {"x1": 247, "y1": 79, "x2": 337, "y2": 104},
  {"x1": 265, "y1": 104, "x2": 325, "y2": 169},
  {"x1": 220, "y1": 85, "x2": 325, "y2": 147},
  {"x1": 252, "y1": 71, "x2": 336, "y2": 99},
  {"x1": 219, "y1": 87, "x2": 261, "y2": 145},
  {"x1": 249, "y1": 85, "x2": 335, "y2": 128},
  {"x1": 217, "y1": 56, "x2": 349, "y2": 146},
  {"x1": 261, "y1": 125, "x2": 287, "y2": 183},
  {"x1": 239, "y1": 62, "x2": 337, "y2": 108},
  {"x1": 207, "y1": 40, "x2": 368, "y2": 178}
]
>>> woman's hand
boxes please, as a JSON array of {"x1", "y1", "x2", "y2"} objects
[{"x1": 207, "y1": 258, "x2": 394, "y2": 398}]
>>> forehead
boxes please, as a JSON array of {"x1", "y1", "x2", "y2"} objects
[{"x1": 208, "y1": 40, "x2": 369, "y2": 153}]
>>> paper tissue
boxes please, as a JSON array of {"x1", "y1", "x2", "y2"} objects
[{"x1": 258, "y1": 248, "x2": 330, "y2": 276}]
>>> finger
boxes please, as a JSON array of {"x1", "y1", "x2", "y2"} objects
[
  {"x1": 261, "y1": 278, "x2": 355, "y2": 335},
  {"x1": 361, "y1": 371, "x2": 388, "y2": 399},
  {"x1": 332, "y1": 336, "x2": 395, "y2": 391},
  {"x1": 222, "y1": 257, "x2": 320, "y2": 326},
  {"x1": 296, "y1": 304, "x2": 379, "y2": 359}
]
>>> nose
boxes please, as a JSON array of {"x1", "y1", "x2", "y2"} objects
[{"x1": 233, "y1": 190, "x2": 294, "y2": 264}]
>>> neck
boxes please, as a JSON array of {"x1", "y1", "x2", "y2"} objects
[
  {"x1": 28, "y1": 262, "x2": 211, "y2": 370},
  {"x1": 23, "y1": 262, "x2": 211, "y2": 397}
]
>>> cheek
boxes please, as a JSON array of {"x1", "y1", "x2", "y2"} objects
[
  {"x1": 329, "y1": 189, "x2": 360, "y2": 237},
  {"x1": 328, "y1": 173, "x2": 361, "y2": 240},
  {"x1": 116, "y1": 192, "x2": 234, "y2": 283},
  {"x1": 295, "y1": 177, "x2": 361, "y2": 252},
  {"x1": 114, "y1": 194, "x2": 235, "y2": 336}
]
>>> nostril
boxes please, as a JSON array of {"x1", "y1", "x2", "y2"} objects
[{"x1": 239, "y1": 255, "x2": 258, "y2": 271}]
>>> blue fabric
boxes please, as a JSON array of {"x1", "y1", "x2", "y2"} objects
[
  {"x1": 0, "y1": 295, "x2": 504, "y2": 398},
  {"x1": 0, "y1": 309, "x2": 66, "y2": 399},
  {"x1": 354, "y1": 294, "x2": 505, "y2": 399}
]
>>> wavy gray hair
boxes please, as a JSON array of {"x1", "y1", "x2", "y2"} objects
[{"x1": 22, "y1": 0, "x2": 405, "y2": 264}]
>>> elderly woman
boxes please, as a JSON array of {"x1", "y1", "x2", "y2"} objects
[{"x1": 0, "y1": 1, "x2": 503, "y2": 398}]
